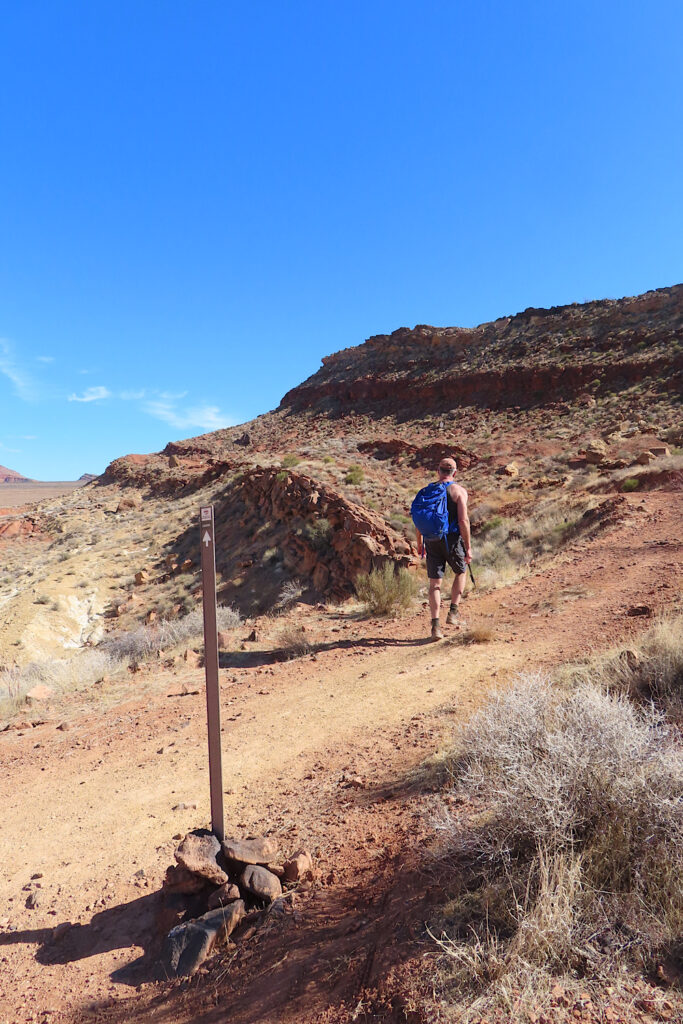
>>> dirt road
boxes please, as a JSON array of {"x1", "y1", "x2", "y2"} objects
[{"x1": 1, "y1": 492, "x2": 680, "y2": 1024}]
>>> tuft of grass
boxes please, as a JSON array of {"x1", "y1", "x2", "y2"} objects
[
  {"x1": 277, "y1": 625, "x2": 311, "y2": 660},
  {"x1": 280, "y1": 454, "x2": 300, "y2": 468},
  {"x1": 560, "y1": 614, "x2": 683, "y2": 723},
  {"x1": 621, "y1": 476, "x2": 640, "y2": 491},
  {"x1": 355, "y1": 562, "x2": 419, "y2": 615},
  {"x1": 451, "y1": 625, "x2": 495, "y2": 645},
  {"x1": 344, "y1": 465, "x2": 364, "y2": 485}
]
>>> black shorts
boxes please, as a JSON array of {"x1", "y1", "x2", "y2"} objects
[{"x1": 425, "y1": 535, "x2": 466, "y2": 580}]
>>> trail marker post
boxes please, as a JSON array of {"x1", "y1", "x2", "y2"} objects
[{"x1": 199, "y1": 505, "x2": 224, "y2": 842}]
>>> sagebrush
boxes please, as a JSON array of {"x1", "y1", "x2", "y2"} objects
[
  {"x1": 429, "y1": 675, "x2": 683, "y2": 1017},
  {"x1": 355, "y1": 563, "x2": 419, "y2": 615}
]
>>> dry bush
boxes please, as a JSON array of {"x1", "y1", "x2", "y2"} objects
[
  {"x1": 430, "y1": 676, "x2": 683, "y2": 1016},
  {"x1": 0, "y1": 650, "x2": 119, "y2": 716},
  {"x1": 450, "y1": 625, "x2": 495, "y2": 645},
  {"x1": 277, "y1": 625, "x2": 311, "y2": 660},
  {"x1": 473, "y1": 499, "x2": 588, "y2": 591},
  {"x1": 560, "y1": 614, "x2": 683, "y2": 722},
  {"x1": 101, "y1": 605, "x2": 241, "y2": 664},
  {"x1": 354, "y1": 562, "x2": 419, "y2": 615},
  {"x1": 275, "y1": 579, "x2": 304, "y2": 610}
]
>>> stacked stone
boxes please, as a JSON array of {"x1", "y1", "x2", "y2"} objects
[{"x1": 162, "y1": 830, "x2": 314, "y2": 977}]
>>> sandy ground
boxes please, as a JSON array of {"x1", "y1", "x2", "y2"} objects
[
  {"x1": 0, "y1": 492, "x2": 681, "y2": 1024},
  {"x1": 0, "y1": 482, "x2": 87, "y2": 511}
]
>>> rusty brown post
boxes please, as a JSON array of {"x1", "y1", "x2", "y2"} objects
[{"x1": 199, "y1": 505, "x2": 224, "y2": 841}]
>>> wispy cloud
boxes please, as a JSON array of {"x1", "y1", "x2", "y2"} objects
[
  {"x1": 68, "y1": 386, "x2": 111, "y2": 403},
  {"x1": 0, "y1": 340, "x2": 36, "y2": 401},
  {"x1": 120, "y1": 389, "x2": 146, "y2": 401},
  {"x1": 0, "y1": 440, "x2": 21, "y2": 453},
  {"x1": 36, "y1": 355, "x2": 55, "y2": 363},
  {"x1": 143, "y1": 399, "x2": 233, "y2": 432}
]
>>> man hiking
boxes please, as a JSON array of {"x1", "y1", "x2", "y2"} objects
[{"x1": 412, "y1": 457, "x2": 472, "y2": 640}]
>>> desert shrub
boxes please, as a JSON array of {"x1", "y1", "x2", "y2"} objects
[
  {"x1": 344, "y1": 465, "x2": 364, "y2": 485},
  {"x1": 621, "y1": 476, "x2": 640, "y2": 491},
  {"x1": 302, "y1": 518, "x2": 332, "y2": 552},
  {"x1": 561, "y1": 614, "x2": 683, "y2": 722},
  {"x1": 276, "y1": 579, "x2": 304, "y2": 610},
  {"x1": 0, "y1": 650, "x2": 119, "y2": 714},
  {"x1": 355, "y1": 562, "x2": 419, "y2": 615},
  {"x1": 100, "y1": 605, "x2": 240, "y2": 664},
  {"x1": 281, "y1": 454, "x2": 300, "y2": 468},
  {"x1": 275, "y1": 470, "x2": 288, "y2": 482},
  {"x1": 430, "y1": 677, "x2": 683, "y2": 1013},
  {"x1": 322, "y1": 455, "x2": 334, "y2": 464},
  {"x1": 277, "y1": 625, "x2": 311, "y2": 659}
]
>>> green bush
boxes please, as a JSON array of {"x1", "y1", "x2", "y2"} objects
[
  {"x1": 621, "y1": 476, "x2": 640, "y2": 492},
  {"x1": 302, "y1": 518, "x2": 332, "y2": 552},
  {"x1": 345, "y1": 465, "x2": 364, "y2": 485},
  {"x1": 281, "y1": 454, "x2": 300, "y2": 468},
  {"x1": 355, "y1": 562, "x2": 419, "y2": 615}
]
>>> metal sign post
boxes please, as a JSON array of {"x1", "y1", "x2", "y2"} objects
[{"x1": 199, "y1": 505, "x2": 224, "y2": 842}]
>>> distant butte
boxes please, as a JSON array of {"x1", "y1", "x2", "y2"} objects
[{"x1": 0, "y1": 464, "x2": 33, "y2": 483}]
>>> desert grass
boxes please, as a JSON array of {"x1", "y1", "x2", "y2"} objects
[
  {"x1": 427, "y1": 673, "x2": 683, "y2": 1021},
  {"x1": 0, "y1": 605, "x2": 241, "y2": 716},
  {"x1": 559, "y1": 613, "x2": 683, "y2": 722},
  {"x1": 354, "y1": 562, "x2": 420, "y2": 616}
]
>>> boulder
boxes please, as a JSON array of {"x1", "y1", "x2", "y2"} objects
[
  {"x1": 25, "y1": 685, "x2": 54, "y2": 703},
  {"x1": 649, "y1": 445, "x2": 670, "y2": 457},
  {"x1": 222, "y1": 836, "x2": 279, "y2": 866},
  {"x1": 283, "y1": 849, "x2": 314, "y2": 883},
  {"x1": 239, "y1": 865, "x2": 282, "y2": 902},
  {"x1": 584, "y1": 440, "x2": 607, "y2": 465},
  {"x1": 501, "y1": 462, "x2": 519, "y2": 477},
  {"x1": 207, "y1": 883, "x2": 241, "y2": 909},
  {"x1": 134, "y1": 570, "x2": 149, "y2": 585},
  {"x1": 175, "y1": 831, "x2": 229, "y2": 886},
  {"x1": 162, "y1": 901, "x2": 245, "y2": 977},
  {"x1": 162, "y1": 864, "x2": 207, "y2": 895},
  {"x1": 636, "y1": 451, "x2": 655, "y2": 465},
  {"x1": 182, "y1": 649, "x2": 201, "y2": 668}
]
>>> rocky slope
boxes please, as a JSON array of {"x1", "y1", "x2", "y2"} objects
[{"x1": 0, "y1": 283, "x2": 680, "y2": 659}]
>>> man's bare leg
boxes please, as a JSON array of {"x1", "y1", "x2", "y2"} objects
[
  {"x1": 446, "y1": 572, "x2": 466, "y2": 625},
  {"x1": 428, "y1": 579, "x2": 443, "y2": 639}
]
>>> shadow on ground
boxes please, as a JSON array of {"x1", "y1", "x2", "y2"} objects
[
  {"x1": 219, "y1": 634, "x2": 435, "y2": 668},
  {"x1": 0, "y1": 891, "x2": 169, "y2": 987}
]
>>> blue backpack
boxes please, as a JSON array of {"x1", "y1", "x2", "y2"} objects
[{"x1": 410, "y1": 481, "x2": 458, "y2": 542}]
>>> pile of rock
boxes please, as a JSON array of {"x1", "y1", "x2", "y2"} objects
[{"x1": 162, "y1": 830, "x2": 314, "y2": 978}]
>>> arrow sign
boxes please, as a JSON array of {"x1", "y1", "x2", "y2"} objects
[{"x1": 199, "y1": 505, "x2": 224, "y2": 842}]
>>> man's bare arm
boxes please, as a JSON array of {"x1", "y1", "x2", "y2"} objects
[{"x1": 453, "y1": 485, "x2": 472, "y2": 564}]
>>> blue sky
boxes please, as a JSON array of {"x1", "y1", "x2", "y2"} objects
[{"x1": 1, "y1": 1, "x2": 681, "y2": 480}]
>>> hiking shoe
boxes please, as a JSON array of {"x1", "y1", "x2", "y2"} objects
[
  {"x1": 446, "y1": 607, "x2": 460, "y2": 625},
  {"x1": 431, "y1": 620, "x2": 443, "y2": 640}
]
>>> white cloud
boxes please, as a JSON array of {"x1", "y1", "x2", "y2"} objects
[
  {"x1": 68, "y1": 386, "x2": 111, "y2": 403},
  {"x1": 120, "y1": 389, "x2": 146, "y2": 401},
  {"x1": 143, "y1": 399, "x2": 233, "y2": 432},
  {"x1": 36, "y1": 355, "x2": 55, "y2": 363},
  {"x1": 0, "y1": 340, "x2": 36, "y2": 401},
  {"x1": 0, "y1": 441, "x2": 21, "y2": 453}
]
